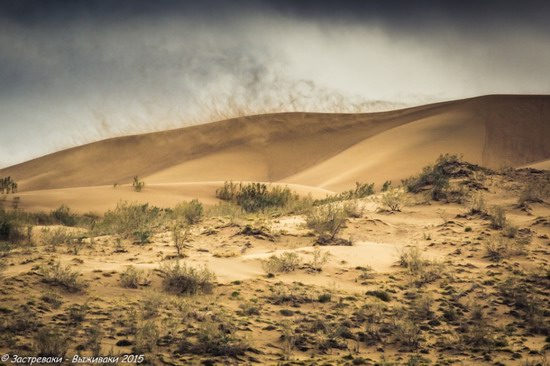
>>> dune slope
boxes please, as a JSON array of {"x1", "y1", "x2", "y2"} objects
[{"x1": 1, "y1": 94, "x2": 549, "y2": 211}]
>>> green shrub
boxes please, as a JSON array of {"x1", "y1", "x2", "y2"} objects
[
  {"x1": 174, "y1": 199, "x2": 203, "y2": 224},
  {"x1": 132, "y1": 176, "x2": 145, "y2": 192},
  {"x1": 380, "y1": 189, "x2": 406, "y2": 211},
  {"x1": 262, "y1": 252, "x2": 301, "y2": 273},
  {"x1": 216, "y1": 181, "x2": 299, "y2": 213},
  {"x1": 40, "y1": 261, "x2": 87, "y2": 293},
  {"x1": 185, "y1": 316, "x2": 249, "y2": 356},
  {"x1": 133, "y1": 321, "x2": 159, "y2": 353},
  {"x1": 402, "y1": 154, "x2": 462, "y2": 200},
  {"x1": 518, "y1": 180, "x2": 550, "y2": 206},
  {"x1": 97, "y1": 201, "x2": 160, "y2": 242},
  {"x1": 41, "y1": 227, "x2": 74, "y2": 252},
  {"x1": 366, "y1": 290, "x2": 391, "y2": 302},
  {"x1": 305, "y1": 203, "x2": 347, "y2": 244},
  {"x1": 172, "y1": 224, "x2": 190, "y2": 258},
  {"x1": 315, "y1": 182, "x2": 375, "y2": 205},
  {"x1": 34, "y1": 327, "x2": 69, "y2": 357},
  {"x1": 468, "y1": 192, "x2": 486, "y2": 214},
  {"x1": 120, "y1": 265, "x2": 149, "y2": 288},
  {"x1": 398, "y1": 246, "x2": 443, "y2": 287},
  {"x1": 50, "y1": 205, "x2": 76, "y2": 226},
  {"x1": 160, "y1": 261, "x2": 216, "y2": 295},
  {"x1": 489, "y1": 206, "x2": 506, "y2": 229}
]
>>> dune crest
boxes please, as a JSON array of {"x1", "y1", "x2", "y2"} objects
[{"x1": 1, "y1": 95, "x2": 549, "y2": 211}]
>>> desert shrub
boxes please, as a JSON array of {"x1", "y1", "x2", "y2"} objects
[
  {"x1": 160, "y1": 260, "x2": 216, "y2": 295},
  {"x1": 132, "y1": 176, "x2": 145, "y2": 192},
  {"x1": 174, "y1": 199, "x2": 203, "y2": 225},
  {"x1": 216, "y1": 181, "x2": 299, "y2": 213},
  {"x1": 34, "y1": 327, "x2": 70, "y2": 357},
  {"x1": 41, "y1": 227, "x2": 74, "y2": 252},
  {"x1": 343, "y1": 199, "x2": 363, "y2": 218},
  {"x1": 98, "y1": 201, "x2": 160, "y2": 242},
  {"x1": 308, "y1": 247, "x2": 331, "y2": 272},
  {"x1": 315, "y1": 182, "x2": 375, "y2": 205},
  {"x1": 468, "y1": 192, "x2": 486, "y2": 214},
  {"x1": 305, "y1": 203, "x2": 348, "y2": 244},
  {"x1": 172, "y1": 224, "x2": 190, "y2": 258},
  {"x1": 120, "y1": 265, "x2": 149, "y2": 288},
  {"x1": 380, "y1": 189, "x2": 406, "y2": 211},
  {"x1": 381, "y1": 180, "x2": 392, "y2": 192},
  {"x1": 262, "y1": 252, "x2": 301, "y2": 273},
  {"x1": 398, "y1": 246, "x2": 443, "y2": 287},
  {"x1": 366, "y1": 290, "x2": 391, "y2": 302},
  {"x1": 0, "y1": 176, "x2": 17, "y2": 196},
  {"x1": 40, "y1": 261, "x2": 87, "y2": 292},
  {"x1": 518, "y1": 180, "x2": 550, "y2": 206},
  {"x1": 269, "y1": 282, "x2": 316, "y2": 305},
  {"x1": 402, "y1": 154, "x2": 464, "y2": 200},
  {"x1": 187, "y1": 316, "x2": 249, "y2": 356},
  {"x1": 68, "y1": 303, "x2": 89, "y2": 324},
  {"x1": 40, "y1": 292, "x2": 63, "y2": 308},
  {"x1": 488, "y1": 206, "x2": 506, "y2": 229},
  {"x1": 392, "y1": 318, "x2": 421, "y2": 349},
  {"x1": 0, "y1": 209, "x2": 32, "y2": 244},
  {"x1": 215, "y1": 181, "x2": 240, "y2": 201},
  {"x1": 503, "y1": 224, "x2": 518, "y2": 238},
  {"x1": 409, "y1": 292, "x2": 434, "y2": 320},
  {"x1": 238, "y1": 299, "x2": 261, "y2": 316},
  {"x1": 50, "y1": 205, "x2": 76, "y2": 226},
  {"x1": 133, "y1": 321, "x2": 159, "y2": 353}
]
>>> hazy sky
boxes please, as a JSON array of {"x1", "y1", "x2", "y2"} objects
[{"x1": 1, "y1": 0, "x2": 550, "y2": 167}]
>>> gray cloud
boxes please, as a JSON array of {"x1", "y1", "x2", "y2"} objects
[{"x1": 1, "y1": 1, "x2": 549, "y2": 167}]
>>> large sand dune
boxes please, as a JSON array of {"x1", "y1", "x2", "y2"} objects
[{"x1": 1, "y1": 94, "x2": 549, "y2": 212}]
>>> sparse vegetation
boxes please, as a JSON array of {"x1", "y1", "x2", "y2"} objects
[
  {"x1": 305, "y1": 203, "x2": 349, "y2": 244},
  {"x1": 132, "y1": 175, "x2": 145, "y2": 192},
  {"x1": 97, "y1": 201, "x2": 161, "y2": 242},
  {"x1": 174, "y1": 199, "x2": 203, "y2": 225},
  {"x1": 160, "y1": 260, "x2": 216, "y2": 295},
  {"x1": 216, "y1": 181, "x2": 299, "y2": 212},
  {"x1": 380, "y1": 188, "x2": 406, "y2": 211},
  {"x1": 262, "y1": 251, "x2": 301, "y2": 273},
  {"x1": 120, "y1": 265, "x2": 150, "y2": 288},
  {"x1": 488, "y1": 206, "x2": 506, "y2": 229},
  {"x1": 39, "y1": 261, "x2": 87, "y2": 292}
]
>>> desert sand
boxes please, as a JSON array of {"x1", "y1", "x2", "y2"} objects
[{"x1": 0, "y1": 95, "x2": 549, "y2": 366}]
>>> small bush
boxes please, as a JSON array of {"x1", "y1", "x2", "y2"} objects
[
  {"x1": 160, "y1": 261, "x2": 216, "y2": 295},
  {"x1": 172, "y1": 224, "x2": 190, "y2": 258},
  {"x1": 120, "y1": 266, "x2": 149, "y2": 288},
  {"x1": 308, "y1": 247, "x2": 331, "y2": 272},
  {"x1": 41, "y1": 227, "x2": 74, "y2": 252},
  {"x1": 380, "y1": 189, "x2": 406, "y2": 211},
  {"x1": 97, "y1": 201, "x2": 160, "y2": 242},
  {"x1": 188, "y1": 316, "x2": 249, "y2": 356},
  {"x1": 50, "y1": 205, "x2": 76, "y2": 226},
  {"x1": 366, "y1": 290, "x2": 391, "y2": 302},
  {"x1": 216, "y1": 181, "x2": 299, "y2": 213},
  {"x1": 518, "y1": 180, "x2": 550, "y2": 206},
  {"x1": 305, "y1": 204, "x2": 347, "y2": 244},
  {"x1": 262, "y1": 252, "x2": 301, "y2": 273},
  {"x1": 398, "y1": 246, "x2": 443, "y2": 287},
  {"x1": 132, "y1": 176, "x2": 145, "y2": 192},
  {"x1": 238, "y1": 300, "x2": 261, "y2": 316},
  {"x1": 34, "y1": 327, "x2": 70, "y2": 357},
  {"x1": 468, "y1": 192, "x2": 486, "y2": 214},
  {"x1": 488, "y1": 206, "x2": 506, "y2": 229},
  {"x1": 315, "y1": 182, "x2": 375, "y2": 205},
  {"x1": 133, "y1": 320, "x2": 159, "y2": 353},
  {"x1": 40, "y1": 261, "x2": 87, "y2": 292},
  {"x1": 174, "y1": 199, "x2": 203, "y2": 225}
]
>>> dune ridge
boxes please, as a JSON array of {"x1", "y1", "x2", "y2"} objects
[{"x1": 1, "y1": 94, "x2": 549, "y2": 212}]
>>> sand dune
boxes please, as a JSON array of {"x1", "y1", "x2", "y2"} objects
[{"x1": 1, "y1": 95, "x2": 549, "y2": 211}]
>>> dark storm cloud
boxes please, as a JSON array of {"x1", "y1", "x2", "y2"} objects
[{"x1": 0, "y1": 0, "x2": 549, "y2": 167}]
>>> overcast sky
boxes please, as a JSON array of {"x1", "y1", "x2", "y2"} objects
[{"x1": 1, "y1": 0, "x2": 550, "y2": 167}]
